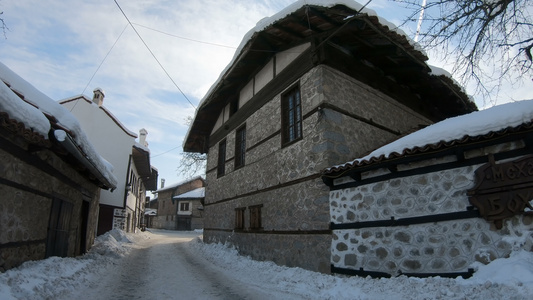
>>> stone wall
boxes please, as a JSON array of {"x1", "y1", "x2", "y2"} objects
[
  {"x1": 203, "y1": 64, "x2": 434, "y2": 273},
  {"x1": 204, "y1": 229, "x2": 331, "y2": 273},
  {"x1": 0, "y1": 133, "x2": 100, "y2": 271},
  {"x1": 330, "y1": 157, "x2": 533, "y2": 276},
  {"x1": 151, "y1": 215, "x2": 176, "y2": 230},
  {"x1": 151, "y1": 178, "x2": 205, "y2": 230},
  {"x1": 190, "y1": 199, "x2": 204, "y2": 230}
]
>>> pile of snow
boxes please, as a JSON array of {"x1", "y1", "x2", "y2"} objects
[
  {"x1": 190, "y1": 237, "x2": 533, "y2": 299},
  {"x1": 88, "y1": 229, "x2": 135, "y2": 258},
  {"x1": 2, "y1": 229, "x2": 533, "y2": 299},
  {"x1": 0, "y1": 229, "x2": 142, "y2": 300}
]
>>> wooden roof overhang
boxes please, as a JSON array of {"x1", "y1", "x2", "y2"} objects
[
  {"x1": 132, "y1": 145, "x2": 158, "y2": 191},
  {"x1": 184, "y1": 4, "x2": 477, "y2": 153}
]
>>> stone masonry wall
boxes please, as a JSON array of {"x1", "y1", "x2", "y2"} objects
[
  {"x1": 203, "y1": 64, "x2": 437, "y2": 273},
  {"x1": 330, "y1": 163, "x2": 533, "y2": 276},
  {"x1": 204, "y1": 229, "x2": 331, "y2": 273},
  {"x1": 0, "y1": 135, "x2": 100, "y2": 271}
]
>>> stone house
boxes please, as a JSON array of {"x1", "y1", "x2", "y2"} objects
[
  {"x1": 183, "y1": 0, "x2": 477, "y2": 273},
  {"x1": 60, "y1": 92, "x2": 158, "y2": 235},
  {"x1": 0, "y1": 62, "x2": 116, "y2": 271},
  {"x1": 323, "y1": 100, "x2": 533, "y2": 278},
  {"x1": 151, "y1": 176, "x2": 205, "y2": 230},
  {"x1": 173, "y1": 187, "x2": 205, "y2": 230}
]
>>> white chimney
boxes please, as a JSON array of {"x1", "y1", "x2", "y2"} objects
[
  {"x1": 139, "y1": 128, "x2": 148, "y2": 147},
  {"x1": 92, "y1": 88, "x2": 105, "y2": 106}
]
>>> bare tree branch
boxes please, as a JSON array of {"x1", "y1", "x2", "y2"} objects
[
  {"x1": 177, "y1": 116, "x2": 206, "y2": 177},
  {"x1": 1, "y1": 11, "x2": 7, "y2": 38},
  {"x1": 394, "y1": 0, "x2": 533, "y2": 105}
]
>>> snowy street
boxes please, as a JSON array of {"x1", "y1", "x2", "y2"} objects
[
  {"x1": 2, "y1": 228, "x2": 533, "y2": 299},
  {"x1": 58, "y1": 230, "x2": 296, "y2": 300}
]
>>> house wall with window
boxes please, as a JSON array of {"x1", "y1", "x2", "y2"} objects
[
  {"x1": 151, "y1": 189, "x2": 177, "y2": 230},
  {"x1": 175, "y1": 187, "x2": 205, "y2": 230},
  {"x1": 151, "y1": 177, "x2": 205, "y2": 230},
  {"x1": 185, "y1": 1, "x2": 476, "y2": 274},
  {"x1": 0, "y1": 62, "x2": 115, "y2": 271},
  {"x1": 0, "y1": 133, "x2": 102, "y2": 271},
  {"x1": 203, "y1": 64, "x2": 432, "y2": 272},
  {"x1": 60, "y1": 96, "x2": 157, "y2": 236}
]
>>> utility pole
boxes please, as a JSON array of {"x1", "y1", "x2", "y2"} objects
[{"x1": 414, "y1": 0, "x2": 427, "y2": 42}]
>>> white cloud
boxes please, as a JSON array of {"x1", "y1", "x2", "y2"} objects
[
  {"x1": 2, "y1": 0, "x2": 530, "y2": 187},
  {"x1": 0, "y1": 0, "x2": 299, "y2": 185}
]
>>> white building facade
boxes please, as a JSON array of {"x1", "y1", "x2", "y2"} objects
[{"x1": 60, "y1": 89, "x2": 157, "y2": 234}]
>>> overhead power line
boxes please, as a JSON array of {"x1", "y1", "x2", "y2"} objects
[
  {"x1": 132, "y1": 23, "x2": 236, "y2": 49},
  {"x1": 113, "y1": 0, "x2": 196, "y2": 109},
  {"x1": 82, "y1": 23, "x2": 129, "y2": 95},
  {"x1": 151, "y1": 146, "x2": 181, "y2": 158}
]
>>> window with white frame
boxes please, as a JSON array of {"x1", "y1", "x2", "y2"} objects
[{"x1": 178, "y1": 201, "x2": 192, "y2": 215}]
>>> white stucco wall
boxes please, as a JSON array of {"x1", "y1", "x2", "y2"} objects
[
  {"x1": 216, "y1": 43, "x2": 311, "y2": 133},
  {"x1": 61, "y1": 99, "x2": 136, "y2": 208},
  {"x1": 255, "y1": 58, "x2": 274, "y2": 93},
  {"x1": 276, "y1": 43, "x2": 310, "y2": 73}
]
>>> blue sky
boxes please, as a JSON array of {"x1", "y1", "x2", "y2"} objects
[{"x1": 1, "y1": 0, "x2": 530, "y2": 190}]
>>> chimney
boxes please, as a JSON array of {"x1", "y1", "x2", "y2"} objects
[
  {"x1": 161, "y1": 178, "x2": 165, "y2": 189},
  {"x1": 139, "y1": 128, "x2": 148, "y2": 147},
  {"x1": 92, "y1": 88, "x2": 105, "y2": 106}
]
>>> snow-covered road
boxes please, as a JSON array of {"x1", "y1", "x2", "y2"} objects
[
  {"x1": 59, "y1": 230, "x2": 298, "y2": 300},
  {"x1": 3, "y1": 228, "x2": 533, "y2": 299}
]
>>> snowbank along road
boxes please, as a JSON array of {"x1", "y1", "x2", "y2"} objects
[{"x1": 61, "y1": 230, "x2": 299, "y2": 300}]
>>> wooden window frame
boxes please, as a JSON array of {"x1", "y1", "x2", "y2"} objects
[
  {"x1": 217, "y1": 139, "x2": 227, "y2": 177},
  {"x1": 249, "y1": 204, "x2": 263, "y2": 230},
  {"x1": 180, "y1": 202, "x2": 190, "y2": 212},
  {"x1": 281, "y1": 83, "x2": 303, "y2": 147},
  {"x1": 235, "y1": 207, "x2": 246, "y2": 230},
  {"x1": 235, "y1": 125, "x2": 246, "y2": 169}
]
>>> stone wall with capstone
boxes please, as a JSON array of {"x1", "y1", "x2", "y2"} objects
[{"x1": 330, "y1": 156, "x2": 533, "y2": 276}]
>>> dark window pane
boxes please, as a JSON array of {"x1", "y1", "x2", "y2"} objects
[
  {"x1": 281, "y1": 84, "x2": 303, "y2": 145},
  {"x1": 217, "y1": 140, "x2": 226, "y2": 177},
  {"x1": 235, "y1": 126, "x2": 246, "y2": 169}
]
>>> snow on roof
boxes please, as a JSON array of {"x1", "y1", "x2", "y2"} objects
[
  {"x1": 0, "y1": 78, "x2": 50, "y2": 137},
  {"x1": 134, "y1": 141, "x2": 150, "y2": 153},
  {"x1": 328, "y1": 99, "x2": 533, "y2": 172},
  {"x1": 155, "y1": 175, "x2": 204, "y2": 193},
  {"x1": 198, "y1": 0, "x2": 419, "y2": 110},
  {"x1": 144, "y1": 208, "x2": 157, "y2": 216},
  {"x1": 185, "y1": 0, "x2": 427, "y2": 148},
  {"x1": 429, "y1": 65, "x2": 475, "y2": 103},
  {"x1": 173, "y1": 187, "x2": 205, "y2": 199},
  {"x1": 0, "y1": 61, "x2": 117, "y2": 188}
]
